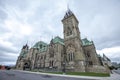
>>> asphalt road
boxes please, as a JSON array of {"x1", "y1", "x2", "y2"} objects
[
  {"x1": 0, "y1": 70, "x2": 97, "y2": 80},
  {"x1": 114, "y1": 70, "x2": 120, "y2": 74}
]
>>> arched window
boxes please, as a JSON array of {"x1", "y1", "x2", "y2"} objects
[
  {"x1": 71, "y1": 52, "x2": 74, "y2": 61},
  {"x1": 52, "y1": 61, "x2": 54, "y2": 67},
  {"x1": 87, "y1": 51, "x2": 90, "y2": 57},
  {"x1": 68, "y1": 52, "x2": 74, "y2": 61},
  {"x1": 67, "y1": 27, "x2": 72, "y2": 36}
]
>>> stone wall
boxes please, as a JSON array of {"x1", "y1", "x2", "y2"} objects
[{"x1": 85, "y1": 65, "x2": 108, "y2": 73}]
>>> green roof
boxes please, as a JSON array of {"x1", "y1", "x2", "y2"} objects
[
  {"x1": 82, "y1": 38, "x2": 93, "y2": 46},
  {"x1": 33, "y1": 41, "x2": 48, "y2": 52},
  {"x1": 52, "y1": 36, "x2": 64, "y2": 45},
  {"x1": 20, "y1": 50, "x2": 28, "y2": 58}
]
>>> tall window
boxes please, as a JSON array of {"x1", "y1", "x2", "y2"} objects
[
  {"x1": 49, "y1": 61, "x2": 54, "y2": 67},
  {"x1": 68, "y1": 52, "x2": 74, "y2": 61},
  {"x1": 87, "y1": 51, "x2": 90, "y2": 57},
  {"x1": 67, "y1": 27, "x2": 72, "y2": 36}
]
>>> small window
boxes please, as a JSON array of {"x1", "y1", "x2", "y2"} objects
[
  {"x1": 66, "y1": 27, "x2": 72, "y2": 36},
  {"x1": 40, "y1": 45, "x2": 42, "y2": 49},
  {"x1": 89, "y1": 61, "x2": 93, "y2": 65},
  {"x1": 87, "y1": 51, "x2": 90, "y2": 57}
]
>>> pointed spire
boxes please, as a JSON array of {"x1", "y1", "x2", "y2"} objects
[
  {"x1": 67, "y1": 2, "x2": 69, "y2": 11},
  {"x1": 63, "y1": 5, "x2": 73, "y2": 19},
  {"x1": 27, "y1": 40, "x2": 28, "y2": 44},
  {"x1": 50, "y1": 35, "x2": 54, "y2": 44},
  {"x1": 22, "y1": 41, "x2": 29, "y2": 50}
]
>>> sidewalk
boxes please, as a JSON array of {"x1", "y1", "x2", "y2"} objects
[
  {"x1": 101, "y1": 71, "x2": 120, "y2": 80},
  {"x1": 15, "y1": 70, "x2": 120, "y2": 80}
]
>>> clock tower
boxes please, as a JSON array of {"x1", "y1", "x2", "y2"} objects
[{"x1": 62, "y1": 9, "x2": 85, "y2": 72}]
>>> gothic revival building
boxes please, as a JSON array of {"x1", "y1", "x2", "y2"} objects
[{"x1": 16, "y1": 9, "x2": 110, "y2": 73}]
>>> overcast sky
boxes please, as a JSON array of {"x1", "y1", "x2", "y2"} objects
[{"x1": 0, "y1": 0, "x2": 120, "y2": 65}]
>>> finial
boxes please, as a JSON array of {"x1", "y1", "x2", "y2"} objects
[
  {"x1": 25, "y1": 40, "x2": 28, "y2": 46},
  {"x1": 40, "y1": 36, "x2": 42, "y2": 41},
  {"x1": 40, "y1": 36, "x2": 41, "y2": 41},
  {"x1": 67, "y1": 0, "x2": 71, "y2": 11},
  {"x1": 27, "y1": 40, "x2": 28, "y2": 44},
  {"x1": 52, "y1": 35, "x2": 53, "y2": 39},
  {"x1": 67, "y1": 2, "x2": 69, "y2": 11}
]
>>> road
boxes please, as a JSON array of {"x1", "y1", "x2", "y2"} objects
[
  {"x1": 114, "y1": 70, "x2": 120, "y2": 74},
  {"x1": 0, "y1": 70, "x2": 97, "y2": 80}
]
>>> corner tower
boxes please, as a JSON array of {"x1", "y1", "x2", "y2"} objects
[{"x1": 62, "y1": 9, "x2": 85, "y2": 72}]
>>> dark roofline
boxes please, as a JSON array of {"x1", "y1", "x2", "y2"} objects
[{"x1": 62, "y1": 9, "x2": 79, "y2": 23}]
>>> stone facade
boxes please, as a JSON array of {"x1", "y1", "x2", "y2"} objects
[{"x1": 16, "y1": 9, "x2": 110, "y2": 73}]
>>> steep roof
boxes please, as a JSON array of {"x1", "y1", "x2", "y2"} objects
[
  {"x1": 103, "y1": 54, "x2": 111, "y2": 61},
  {"x1": 20, "y1": 44, "x2": 29, "y2": 58},
  {"x1": 63, "y1": 9, "x2": 73, "y2": 19},
  {"x1": 82, "y1": 38, "x2": 93, "y2": 46},
  {"x1": 33, "y1": 41, "x2": 48, "y2": 52},
  {"x1": 22, "y1": 44, "x2": 29, "y2": 49},
  {"x1": 51, "y1": 36, "x2": 64, "y2": 45},
  {"x1": 19, "y1": 49, "x2": 28, "y2": 58},
  {"x1": 62, "y1": 8, "x2": 79, "y2": 23}
]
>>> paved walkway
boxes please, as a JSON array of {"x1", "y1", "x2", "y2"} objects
[{"x1": 16, "y1": 70, "x2": 120, "y2": 80}]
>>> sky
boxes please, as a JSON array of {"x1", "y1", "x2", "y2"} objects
[{"x1": 0, "y1": 0, "x2": 120, "y2": 65}]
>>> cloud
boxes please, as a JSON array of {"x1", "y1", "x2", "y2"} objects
[
  {"x1": 73, "y1": 0, "x2": 120, "y2": 50},
  {"x1": 0, "y1": 39, "x2": 19, "y2": 65},
  {"x1": 97, "y1": 46, "x2": 120, "y2": 63}
]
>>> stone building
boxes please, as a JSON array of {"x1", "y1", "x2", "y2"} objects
[
  {"x1": 16, "y1": 9, "x2": 109, "y2": 73},
  {"x1": 98, "y1": 54, "x2": 112, "y2": 67}
]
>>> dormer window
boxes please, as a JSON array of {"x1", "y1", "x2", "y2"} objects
[{"x1": 40, "y1": 44, "x2": 42, "y2": 49}]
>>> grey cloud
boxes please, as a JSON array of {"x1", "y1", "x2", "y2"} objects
[
  {"x1": 0, "y1": 0, "x2": 5, "y2": 7},
  {"x1": 0, "y1": 9, "x2": 8, "y2": 21},
  {"x1": 0, "y1": 25, "x2": 10, "y2": 34},
  {"x1": 0, "y1": 44, "x2": 17, "y2": 54},
  {"x1": 0, "y1": 56, "x2": 17, "y2": 62},
  {"x1": 110, "y1": 57, "x2": 120, "y2": 63},
  {"x1": 2, "y1": 0, "x2": 28, "y2": 10},
  {"x1": 73, "y1": 0, "x2": 120, "y2": 50},
  {"x1": 0, "y1": 51, "x2": 18, "y2": 64}
]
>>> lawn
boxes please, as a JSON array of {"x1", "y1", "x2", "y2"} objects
[{"x1": 45, "y1": 72, "x2": 110, "y2": 77}]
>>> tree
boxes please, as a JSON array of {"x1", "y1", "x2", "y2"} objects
[{"x1": 0, "y1": 65, "x2": 2, "y2": 69}]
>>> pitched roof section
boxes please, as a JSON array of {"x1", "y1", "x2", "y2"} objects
[
  {"x1": 62, "y1": 9, "x2": 79, "y2": 23},
  {"x1": 52, "y1": 36, "x2": 64, "y2": 45},
  {"x1": 20, "y1": 50, "x2": 28, "y2": 58},
  {"x1": 63, "y1": 9, "x2": 73, "y2": 19},
  {"x1": 82, "y1": 38, "x2": 93, "y2": 46},
  {"x1": 22, "y1": 44, "x2": 29, "y2": 49},
  {"x1": 33, "y1": 41, "x2": 48, "y2": 52},
  {"x1": 20, "y1": 44, "x2": 29, "y2": 58},
  {"x1": 103, "y1": 54, "x2": 111, "y2": 61}
]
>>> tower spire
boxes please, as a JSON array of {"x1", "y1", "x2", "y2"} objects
[
  {"x1": 63, "y1": 5, "x2": 73, "y2": 19},
  {"x1": 67, "y1": 0, "x2": 70, "y2": 10},
  {"x1": 67, "y1": 2, "x2": 69, "y2": 11},
  {"x1": 26, "y1": 40, "x2": 28, "y2": 45}
]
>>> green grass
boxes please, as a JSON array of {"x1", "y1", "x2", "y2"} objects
[{"x1": 45, "y1": 72, "x2": 110, "y2": 77}]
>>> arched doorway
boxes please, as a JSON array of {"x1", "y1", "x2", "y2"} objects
[{"x1": 23, "y1": 62, "x2": 30, "y2": 70}]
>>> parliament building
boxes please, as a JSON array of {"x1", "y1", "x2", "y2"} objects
[{"x1": 16, "y1": 9, "x2": 110, "y2": 73}]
